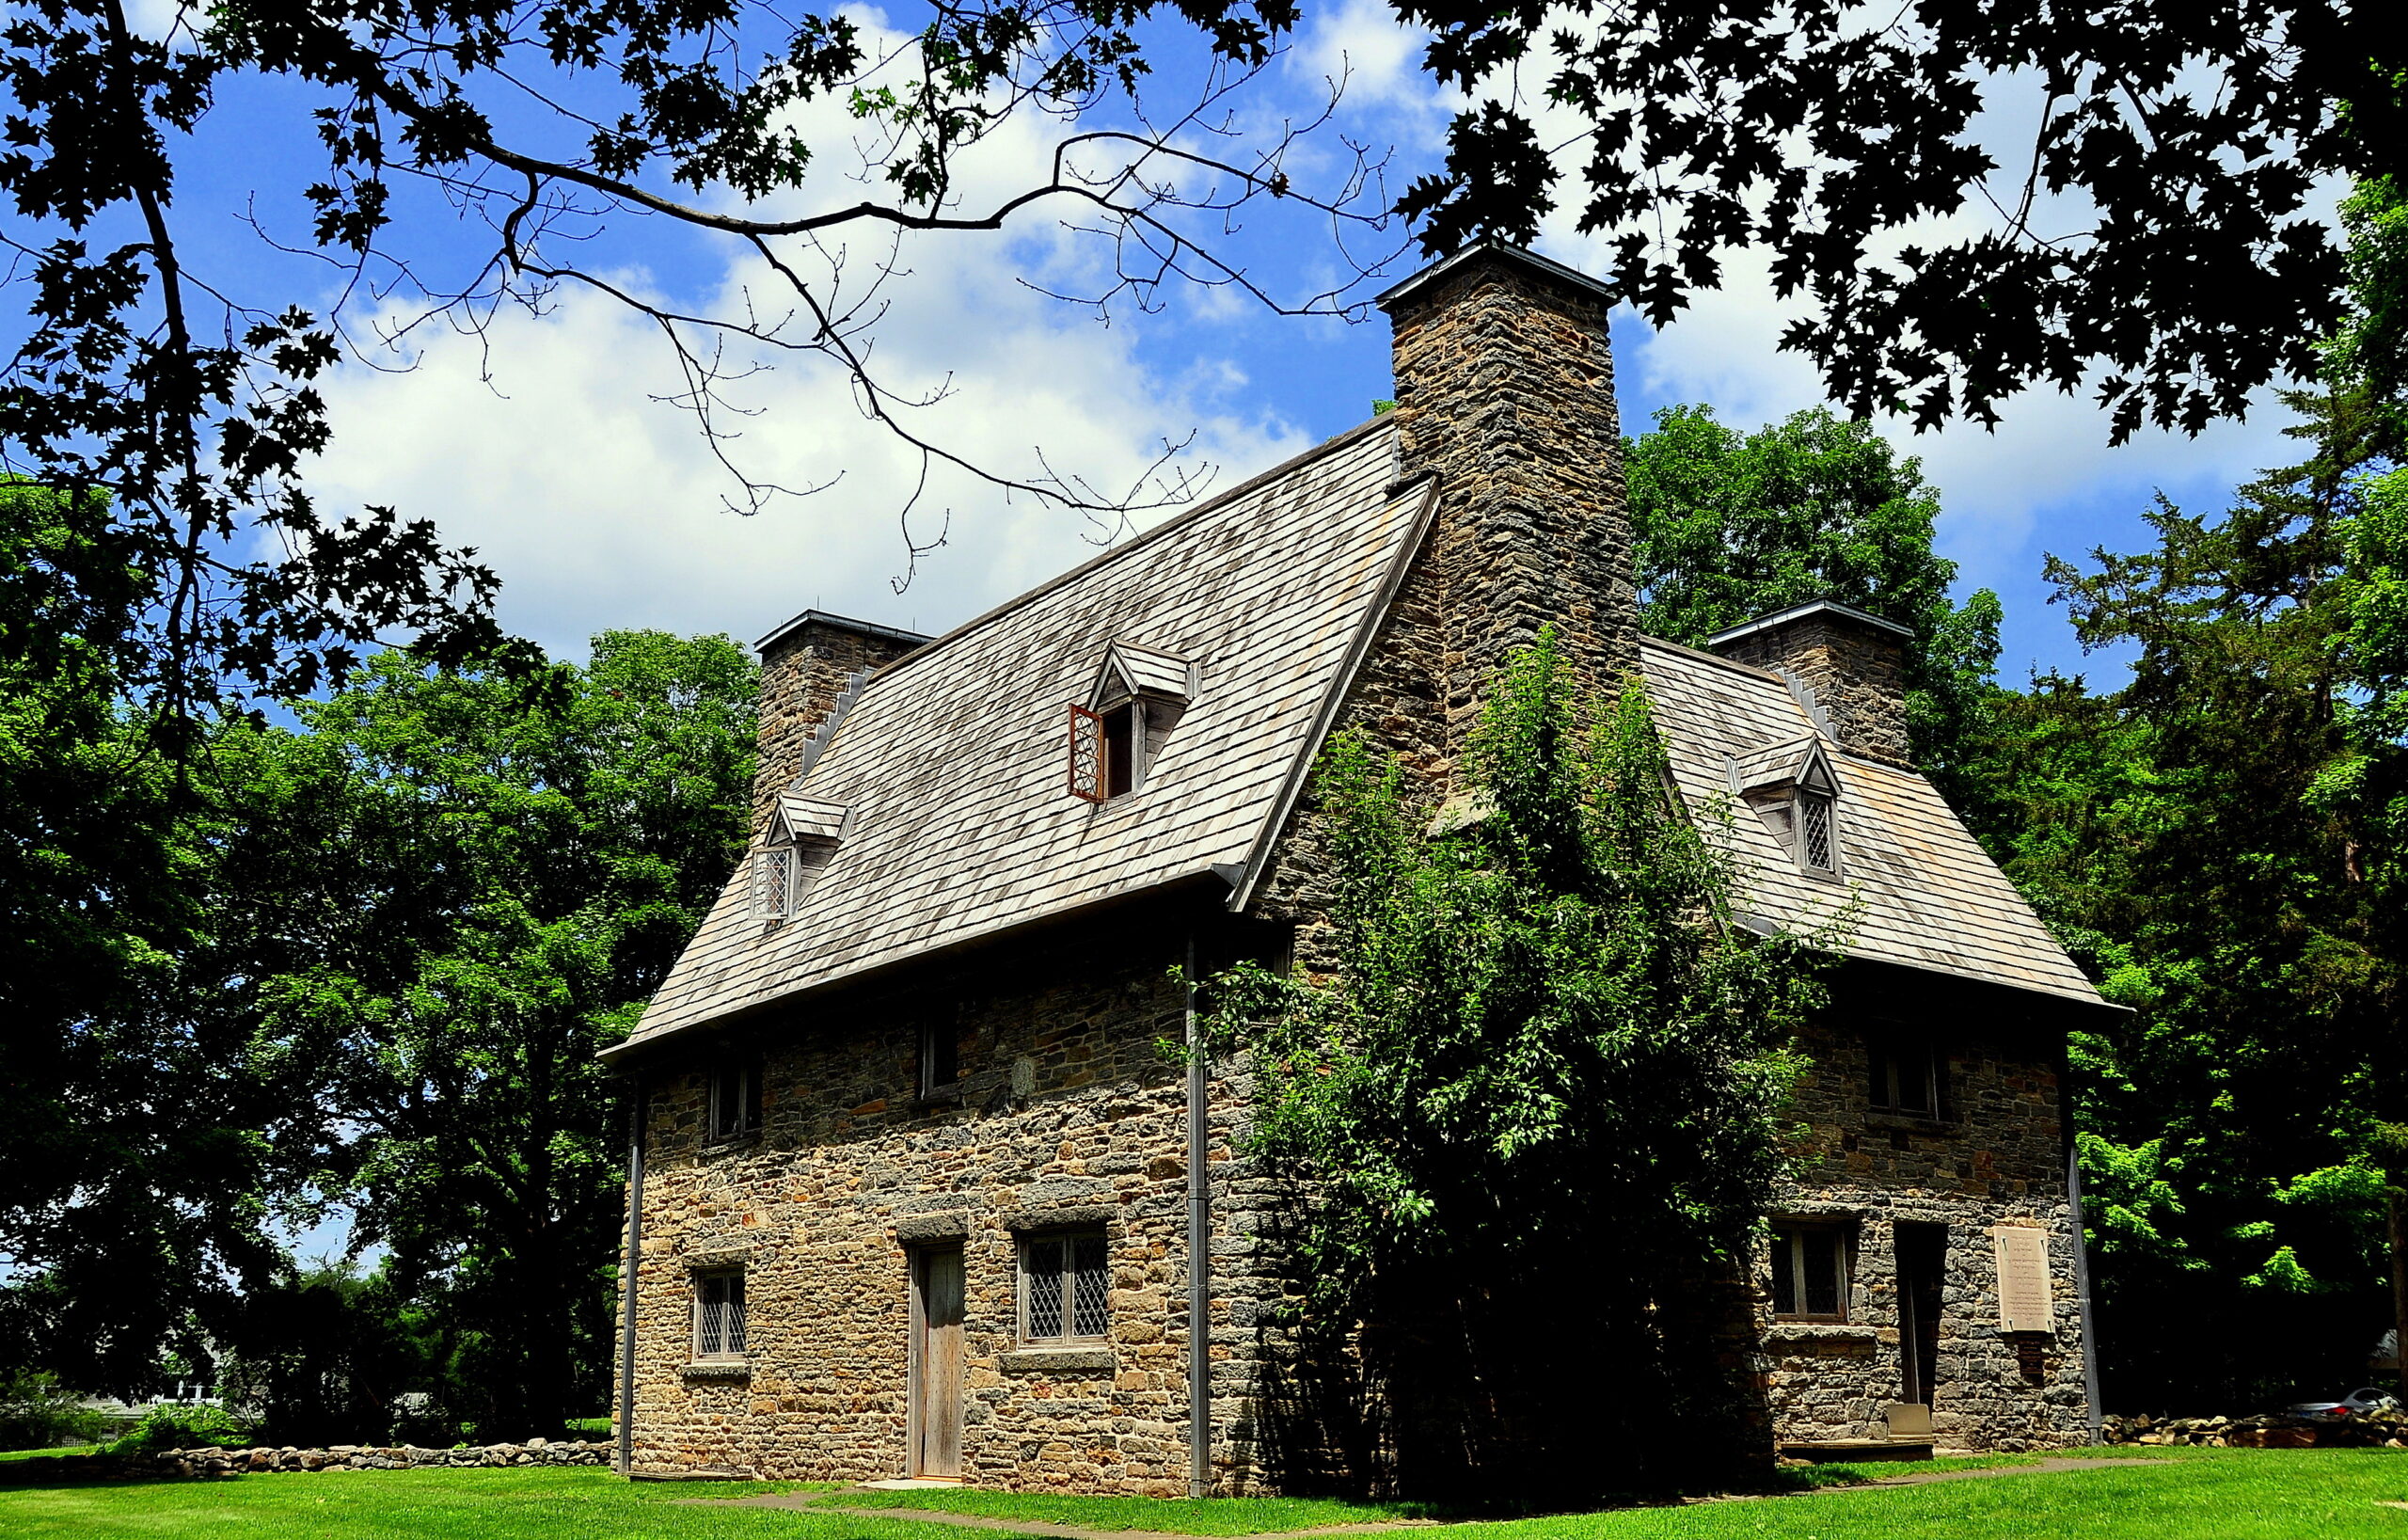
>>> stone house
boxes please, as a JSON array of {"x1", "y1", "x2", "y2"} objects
[{"x1": 600, "y1": 243, "x2": 2113, "y2": 1490}]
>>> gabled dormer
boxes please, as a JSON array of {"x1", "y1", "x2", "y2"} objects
[
  {"x1": 1726, "y1": 737, "x2": 1843, "y2": 877},
  {"x1": 752, "y1": 795, "x2": 850, "y2": 920},
  {"x1": 1069, "y1": 643, "x2": 1196, "y2": 802}
]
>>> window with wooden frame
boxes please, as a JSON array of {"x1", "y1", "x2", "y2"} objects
[
  {"x1": 706, "y1": 1059, "x2": 761, "y2": 1143},
  {"x1": 692, "y1": 1268, "x2": 748, "y2": 1360},
  {"x1": 1769, "y1": 1223, "x2": 1851, "y2": 1321},
  {"x1": 751, "y1": 843, "x2": 799, "y2": 920},
  {"x1": 752, "y1": 796, "x2": 849, "y2": 919},
  {"x1": 1797, "y1": 787, "x2": 1836, "y2": 873},
  {"x1": 1068, "y1": 642, "x2": 1194, "y2": 803},
  {"x1": 918, "y1": 1018, "x2": 960, "y2": 1100},
  {"x1": 1867, "y1": 1036, "x2": 1943, "y2": 1119},
  {"x1": 1069, "y1": 701, "x2": 1144, "y2": 801},
  {"x1": 1019, "y1": 1230, "x2": 1109, "y2": 1342}
]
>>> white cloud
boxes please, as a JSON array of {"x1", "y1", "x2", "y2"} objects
[{"x1": 305, "y1": 9, "x2": 1310, "y2": 660}]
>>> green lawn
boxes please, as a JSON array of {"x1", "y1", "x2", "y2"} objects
[
  {"x1": 819, "y1": 1488, "x2": 1444, "y2": 1532},
  {"x1": 2, "y1": 1448, "x2": 2405, "y2": 1538}
]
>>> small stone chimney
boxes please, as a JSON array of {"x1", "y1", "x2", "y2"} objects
[
  {"x1": 753, "y1": 610, "x2": 929, "y2": 832},
  {"x1": 1705, "y1": 600, "x2": 1914, "y2": 765},
  {"x1": 1377, "y1": 244, "x2": 1636, "y2": 745}
]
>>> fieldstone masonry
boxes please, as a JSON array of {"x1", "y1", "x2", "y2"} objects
[
  {"x1": 622, "y1": 905, "x2": 1283, "y2": 1490},
  {"x1": 1760, "y1": 1013, "x2": 2089, "y2": 1450},
  {"x1": 752, "y1": 612, "x2": 930, "y2": 831},
  {"x1": 1708, "y1": 602, "x2": 1915, "y2": 765}
]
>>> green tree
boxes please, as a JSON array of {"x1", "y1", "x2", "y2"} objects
[
  {"x1": 248, "y1": 630, "x2": 757, "y2": 1437},
  {"x1": 1208, "y1": 632, "x2": 1830, "y2": 1496},
  {"x1": 1625, "y1": 404, "x2": 2004, "y2": 794},
  {"x1": 1979, "y1": 387, "x2": 2408, "y2": 1405}
]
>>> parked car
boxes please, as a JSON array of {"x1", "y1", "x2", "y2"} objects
[{"x1": 2286, "y1": 1388, "x2": 2401, "y2": 1421}]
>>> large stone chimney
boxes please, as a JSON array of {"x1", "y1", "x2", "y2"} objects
[
  {"x1": 1377, "y1": 243, "x2": 1636, "y2": 744},
  {"x1": 752, "y1": 610, "x2": 930, "y2": 832},
  {"x1": 1705, "y1": 600, "x2": 1914, "y2": 765}
]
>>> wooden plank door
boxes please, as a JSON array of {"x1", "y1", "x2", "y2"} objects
[{"x1": 911, "y1": 1246, "x2": 965, "y2": 1479}]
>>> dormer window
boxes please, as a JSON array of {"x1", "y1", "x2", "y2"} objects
[
  {"x1": 1069, "y1": 642, "x2": 1195, "y2": 803},
  {"x1": 1727, "y1": 738, "x2": 1843, "y2": 878},
  {"x1": 752, "y1": 795, "x2": 849, "y2": 920}
]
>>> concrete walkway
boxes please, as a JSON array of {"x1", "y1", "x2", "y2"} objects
[{"x1": 678, "y1": 1457, "x2": 2166, "y2": 1538}]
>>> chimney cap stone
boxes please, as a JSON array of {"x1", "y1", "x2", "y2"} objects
[
  {"x1": 1703, "y1": 598, "x2": 1913, "y2": 651},
  {"x1": 755, "y1": 608, "x2": 934, "y2": 655},
  {"x1": 1373, "y1": 240, "x2": 1617, "y2": 313}
]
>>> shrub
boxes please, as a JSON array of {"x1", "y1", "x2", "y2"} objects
[
  {"x1": 0, "y1": 1372, "x2": 108, "y2": 1451},
  {"x1": 104, "y1": 1402, "x2": 251, "y2": 1453}
]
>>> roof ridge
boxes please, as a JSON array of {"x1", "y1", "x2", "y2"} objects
[
  {"x1": 851, "y1": 416, "x2": 1397, "y2": 700},
  {"x1": 1638, "y1": 631, "x2": 1782, "y2": 682}
]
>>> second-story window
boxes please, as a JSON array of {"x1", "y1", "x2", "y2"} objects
[
  {"x1": 919, "y1": 1019, "x2": 960, "y2": 1099},
  {"x1": 1798, "y1": 787, "x2": 1836, "y2": 872},
  {"x1": 1867, "y1": 1037, "x2": 1942, "y2": 1118},
  {"x1": 707, "y1": 1059, "x2": 760, "y2": 1142}
]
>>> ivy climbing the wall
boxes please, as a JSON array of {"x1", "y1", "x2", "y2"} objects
[{"x1": 1204, "y1": 629, "x2": 1840, "y2": 1499}]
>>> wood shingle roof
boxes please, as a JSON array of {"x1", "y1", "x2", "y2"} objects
[
  {"x1": 616, "y1": 418, "x2": 1422, "y2": 1054},
  {"x1": 619, "y1": 423, "x2": 2104, "y2": 1058}
]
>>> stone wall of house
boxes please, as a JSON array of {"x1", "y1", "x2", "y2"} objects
[
  {"x1": 1757, "y1": 1011, "x2": 2091, "y2": 1451},
  {"x1": 1710, "y1": 608, "x2": 1913, "y2": 767},
  {"x1": 621, "y1": 902, "x2": 1279, "y2": 1492},
  {"x1": 752, "y1": 614, "x2": 929, "y2": 832}
]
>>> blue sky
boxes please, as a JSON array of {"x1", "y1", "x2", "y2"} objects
[{"x1": 120, "y1": 0, "x2": 2315, "y2": 699}]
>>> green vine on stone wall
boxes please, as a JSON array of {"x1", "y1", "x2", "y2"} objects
[{"x1": 1201, "y1": 628, "x2": 1843, "y2": 1494}]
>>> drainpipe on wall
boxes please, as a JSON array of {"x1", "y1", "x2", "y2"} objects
[
  {"x1": 616, "y1": 1085, "x2": 648, "y2": 1477},
  {"x1": 2067, "y1": 1144, "x2": 2103, "y2": 1442},
  {"x1": 1185, "y1": 934, "x2": 1212, "y2": 1498}
]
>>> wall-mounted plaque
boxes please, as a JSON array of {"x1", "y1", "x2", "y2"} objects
[{"x1": 1990, "y1": 1225, "x2": 2053, "y2": 1335}]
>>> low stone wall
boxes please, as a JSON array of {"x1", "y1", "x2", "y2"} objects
[
  {"x1": 2103, "y1": 1412, "x2": 2408, "y2": 1449},
  {"x1": 8, "y1": 1438, "x2": 614, "y2": 1481}
]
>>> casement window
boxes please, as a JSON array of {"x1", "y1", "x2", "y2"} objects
[
  {"x1": 1770, "y1": 1224, "x2": 1851, "y2": 1322},
  {"x1": 1797, "y1": 787, "x2": 1836, "y2": 873},
  {"x1": 918, "y1": 1018, "x2": 960, "y2": 1099},
  {"x1": 1019, "y1": 1230, "x2": 1109, "y2": 1342},
  {"x1": 1867, "y1": 1037, "x2": 1943, "y2": 1119},
  {"x1": 707, "y1": 1059, "x2": 761, "y2": 1142},
  {"x1": 693, "y1": 1269, "x2": 748, "y2": 1360},
  {"x1": 1069, "y1": 642, "x2": 1195, "y2": 803},
  {"x1": 751, "y1": 795, "x2": 850, "y2": 920}
]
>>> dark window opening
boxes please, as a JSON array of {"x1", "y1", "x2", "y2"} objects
[
  {"x1": 919, "y1": 1019, "x2": 960, "y2": 1098},
  {"x1": 1021, "y1": 1230, "x2": 1109, "y2": 1341},
  {"x1": 1868, "y1": 1038, "x2": 1942, "y2": 1118},
  {"x1": 708, "y1": 1060, "x2": 761, "y2": 1142},
  {"x1": 694, "y1": 1269, "x2": 747, "y2": 1359},
  {"x1": 1770, "y1": 1224, "x2": 1849, "y2": 1321},
  {"x1": 1102, "y1": 701, "x2": 1137, "y2": 798}
]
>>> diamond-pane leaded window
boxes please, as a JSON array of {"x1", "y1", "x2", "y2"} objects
[
  {"x1": 1021, "y1": 1231, "x2": 1108, "y2": 1341},
  {"x1": 694, "y1": 1270, "x2": 747, "y2": 1358},
  {"x1": 1798, "y1": 790, "x2": 1834, "y2": 872}
]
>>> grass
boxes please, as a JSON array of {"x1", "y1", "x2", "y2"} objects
[
  {"x1": 0, "y1": 1447, "x2": 99, "y2": 1463},
  {"x1": 3, "y1": 1447, "x2": 2406, "y2": 1538},
  {"x1": 819, "y1": 1488, "x2": 1449, "y2": 1532}
]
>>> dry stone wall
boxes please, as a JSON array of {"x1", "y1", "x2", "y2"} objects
[{"x1": 8, "y1": 1439, "x2": 611, "y2": 1482}]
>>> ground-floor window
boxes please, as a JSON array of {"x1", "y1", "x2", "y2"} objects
[
  {"x1": 1770, "y1": 1224, "x2": 1850, "y2": 1321},
  {"x1": 694, "y1": 1268, "x2": 748, "y2": 1359},
  {"x1": 1019, "y1": 1230, "x2": 1108, "y2": 1341}
]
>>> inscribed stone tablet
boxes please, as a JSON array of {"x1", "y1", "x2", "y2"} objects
[{"x1": 1990, "y1": 1226, "x2": 2052, "y2": 1334}]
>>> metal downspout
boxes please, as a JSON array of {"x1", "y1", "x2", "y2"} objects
[
  {"x1": 616, "y1": 1087, "x2": 647, "y2": 1476},
  {"x1": 2067, "y1": 1143, "x2": 2103, "y2": 1441},
  {"x1": 1186, "y1": 934, "x2": 1212, "y2": 1498}
]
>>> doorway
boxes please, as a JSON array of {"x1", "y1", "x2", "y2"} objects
[
  {"x1": 911, "y1": 1246, "x2": 965, "y2": 1479},
  {"x1": 1894, "y1": 1223, "x2": 1947, "y2": 1412}
]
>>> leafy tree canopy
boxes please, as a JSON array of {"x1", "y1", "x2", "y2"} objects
[
  {"x1": 1625, "y1": 404, "x2": 2002, "y2": 792},
  {"x1": 1206, "y1": 631, "x2": 1831, "y2": 1494},
  {"x1": 2, "y1": 0, "x2": 2399, "y2": 734}
]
